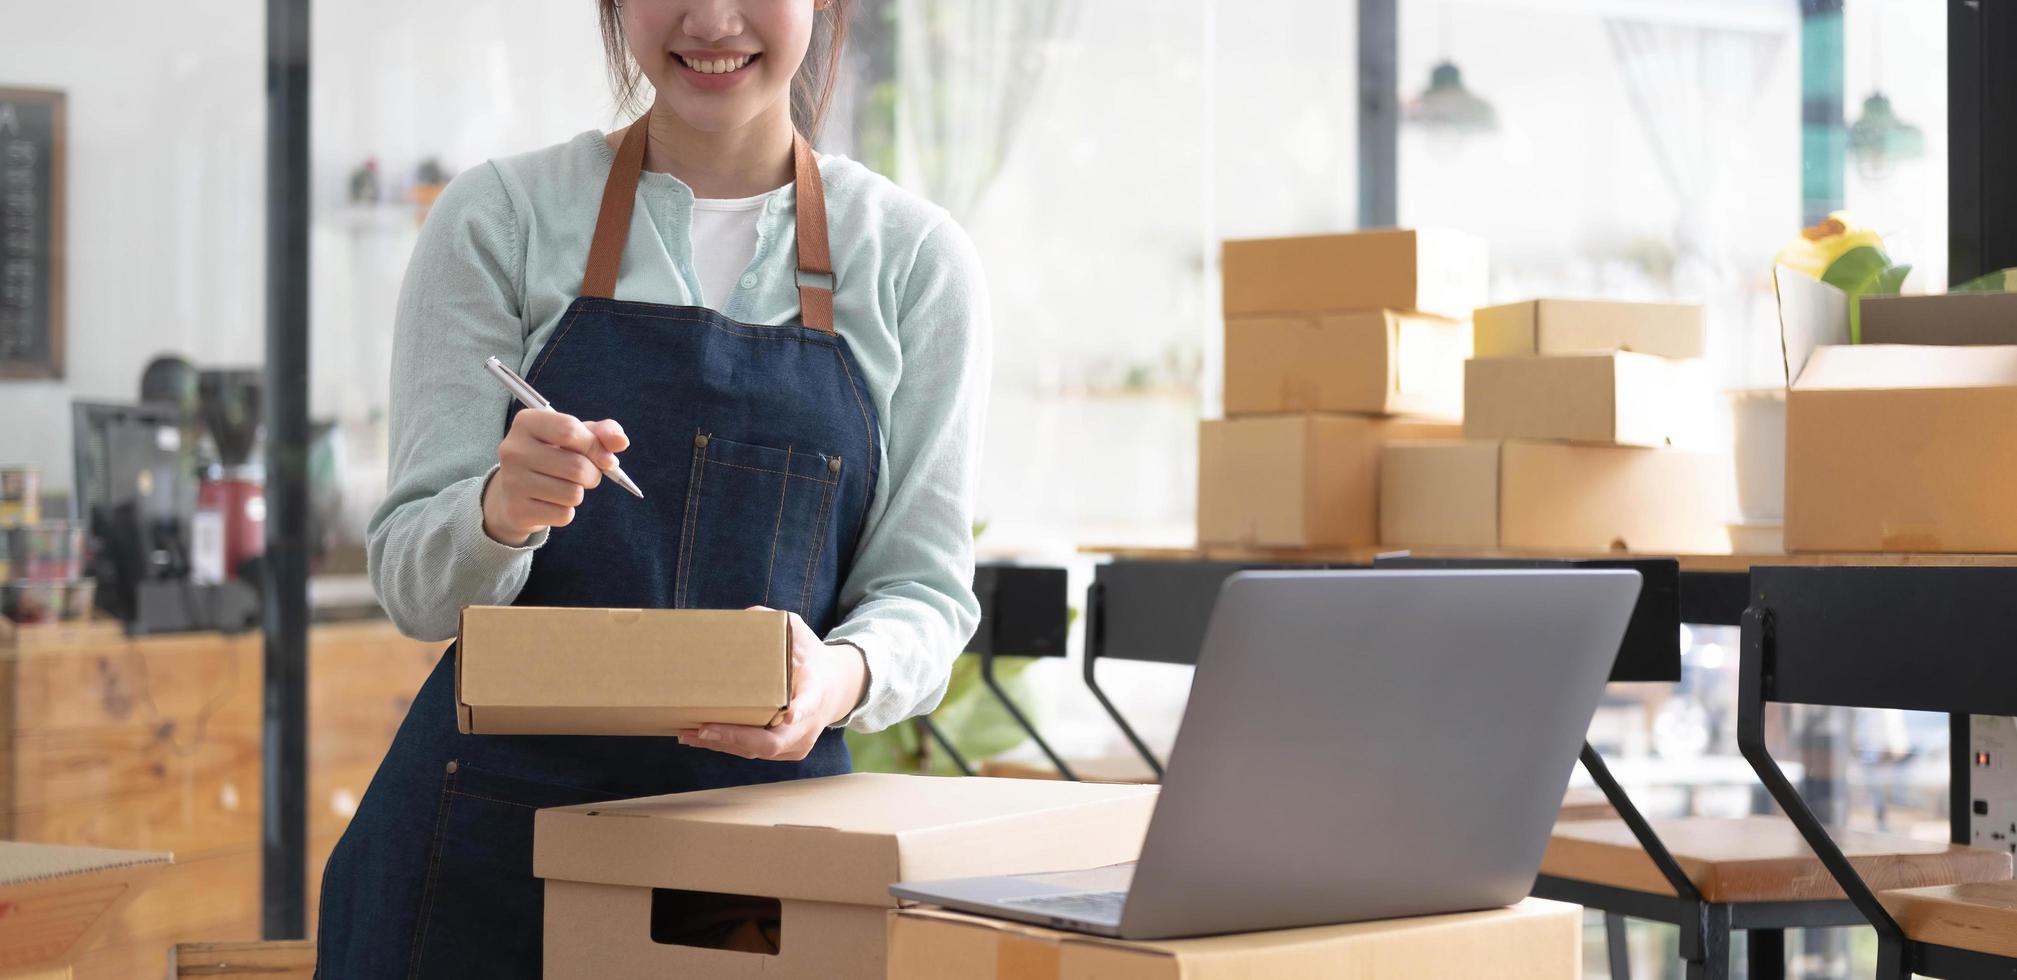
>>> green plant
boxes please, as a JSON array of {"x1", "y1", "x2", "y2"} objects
[
  {"x1": 1952, "y1": 267, "x2": 2017, "y2": 293},
  {"x1": 846, "y1": 653, "x2": 1041, "y2": 774},
  {"x1": 1821, "y1": 245, "x2": 1912, "y2": 343}
]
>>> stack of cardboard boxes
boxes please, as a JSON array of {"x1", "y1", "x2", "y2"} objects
[
  {"x1": 1382, "y1": 299, "x2": 1732, "y2": 554},
  {"x1": 1198, "y1": 229, "x2": 1483, "y2": 549}
]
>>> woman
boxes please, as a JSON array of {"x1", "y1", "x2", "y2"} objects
[{"x1": 315, "y1": 0, "x2": 988, "y2": 974}]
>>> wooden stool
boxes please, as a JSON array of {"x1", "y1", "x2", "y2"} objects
[
  {"x1": 170, "y1": 940, "x2": 316, "y2": 978},
  {"x1": 1878, "y1": 881, "x2": 2017, "y2": 962},
  {"x1": 1536, "y1": 816, "x2": 2010, "y2": 979}
]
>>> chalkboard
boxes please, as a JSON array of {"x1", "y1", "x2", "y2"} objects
[{"x1": 0, "y1": 87, "x2": 63, "y2": 379}]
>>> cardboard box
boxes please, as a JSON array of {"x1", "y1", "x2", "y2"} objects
[
  {"x1": 1198, "y1": 415, "x2": 1461, "y2": 549},
  {"x1": 536, "y1": 773, "x2": 1158, "y2": 980},
  {"x1": 1786, "y1": 343, "x2": 2017, "y2": 552},
  {"x1": 1380, "y1": 441, "x2": 1732, "y2": 554},
  {"x1": 1464, "y1": 351, "x2": 1710, "y2": 448},
  {"x1": 1474, "y1": 298, "x2": 1706, "y2": 359},
  {"x1": 456, "y1": 605, "x2": 790, "y2": 735},
  {"x1": 886, "y1": 899, "x2": 1583, "y2": 980},
  {"x1": 1221, "y1": 229, "x2": 1488, "y2": 321},
  {"x1": 0, "y1": 842, "x2": 170, "y2": 976},
  {"x1": 1223, "y1": 310, "x2": 1468, "y2": 420},
  {"x1": 1861, "y1": 291, "x2": 2017, "y2": 346}
]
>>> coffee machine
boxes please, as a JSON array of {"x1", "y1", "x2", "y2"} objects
[{"x1": 72, "y1": 357, "x2": 263, "y2": 634}]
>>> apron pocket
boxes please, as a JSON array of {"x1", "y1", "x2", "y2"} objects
[
  {"x1": 677, "y1": 432, "x2": 841, "y2": 617},
  {"x1": 408, "y1": 761, "x2": 618, "y2": 979}
]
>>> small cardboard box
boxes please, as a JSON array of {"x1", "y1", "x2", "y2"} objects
[
  {"x1": 536, "y1": 773, "x2": 1158, "y2": 980},
  {"x1": 1198, "y1": 415, "x2": 1461, "y2": 549},
  {"x1": 1381, "y1": 441, "x2": 1732, "y2": 554},
  {"x1": 1861, "y1": 291, "x2": 2017, "y2": 346},
  {"x1": 0, "y1": 842, "x2": 171, "y2": 976},
  {"x1": 1223, "y1": 310, "x2": 1468, "y2": 420},
  {"x1": 1474, "y1": 298, "x2": 1706, "y2": 359},
  {"x1": 456, "y1": 605, "x2": 790, "y2": 735},
  {"x1": 886, "y1": 899, "x2": 1583, "y2": 980},
  {"x1": 1786, "y1": 344, "x2": 2017, "y2": 552},
  {"x1": 1464, "y1": 351, "x2": 1710, "y2": 448},
  {"x1": 1221, "y1": 229, "x2": 1488, "y2": 321}
]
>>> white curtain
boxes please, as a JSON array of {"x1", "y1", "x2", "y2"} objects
[
  {"x1": 1606, "y1": 19, "x2": 1786, "y2": 385},
  {"x1": 892, "y1": 0, "x2": 1081, "y2": 220},
  {"x1": 1605, "y1": 20, "x2": 1784, "y2": 261}
]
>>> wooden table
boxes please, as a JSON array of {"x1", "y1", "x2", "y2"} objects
[{"x1": 0, "y1": 619, "x2": 443, "y2": 980}]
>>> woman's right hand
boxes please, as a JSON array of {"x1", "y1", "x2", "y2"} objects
[{"x1": 481, "y1": 409, "x2": 630, "y2": 546}]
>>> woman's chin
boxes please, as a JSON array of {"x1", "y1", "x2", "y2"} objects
[{"x1": 651, "y1": 98, "x2": 760, "y2": 135}]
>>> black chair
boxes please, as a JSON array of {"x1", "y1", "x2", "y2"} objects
[
  {"x1": 917, "y1": 563, "x2": 1074, "y2": 778},
  {"x1": 1738, "y1": 566, "x2": 2017, "y2": 979}
]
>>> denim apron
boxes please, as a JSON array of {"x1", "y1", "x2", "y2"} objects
[{"x1": 315, "y1": 116, "x2": 881, "y2": 978}]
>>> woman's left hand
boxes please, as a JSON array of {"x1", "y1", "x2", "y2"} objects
[{"x1": 678, "y1": 606, "x2": 866, "y2": 761}]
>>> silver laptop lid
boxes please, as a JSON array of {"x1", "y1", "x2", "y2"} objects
[{"x1": 1120, "y1": 568, "x2": 1639, "y2": 939}]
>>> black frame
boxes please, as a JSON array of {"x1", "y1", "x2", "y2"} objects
[
  {"x1": 262, "y1": 0, "x2": 312, "y2": 941},
  {"x1": 1948, "y1": 0, "x2": 2017, "y2": 285},
  {"x1": 1739, "y1": 566, "x2": 2017, "y2": 980},
  {"x1": 966, "y1": 564, "x2": 1075, "y2": 778}
]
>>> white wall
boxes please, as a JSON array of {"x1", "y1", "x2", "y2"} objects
[
  {"x1": 0, "y1": 0, "x2": 615, "y2": 503},
  {"x1": 310, "y1": 2, "x2": 611, "y2": 539},
  {"x1": 0, "y1": 0, "x2": 265, "y2": 496}
]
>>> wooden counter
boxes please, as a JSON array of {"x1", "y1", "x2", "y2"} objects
[{"x1": 0, "y1": 618, "x2": 443, "y2": 980}]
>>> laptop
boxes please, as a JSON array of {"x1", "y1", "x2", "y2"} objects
[{"x1": 890, "y1": 568, "x2": 1640, "y2": 940}]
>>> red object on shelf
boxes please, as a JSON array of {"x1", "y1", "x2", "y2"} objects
[{"x1": 196, "y1": 473, "x2": 265, "y2": 580}]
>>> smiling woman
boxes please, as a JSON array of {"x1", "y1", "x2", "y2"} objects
[
  {"x1": 313, "y1": 0, "x2": 990, "y2": 974},
  {"x1": 598, "y1": 0, "x2": 851, "y2": 136}
]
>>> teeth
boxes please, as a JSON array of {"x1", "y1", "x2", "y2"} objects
[{"x1": 681, "y1": 54, "x2": 752, "y2": 74}]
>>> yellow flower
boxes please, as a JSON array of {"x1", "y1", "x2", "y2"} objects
[{"x1": 1776, "y1": 211, "x2": 1887, "y2": 279}]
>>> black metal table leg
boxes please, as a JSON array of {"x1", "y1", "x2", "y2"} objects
[
  {"x1": 914, "y1": 716, "x2": 974, "y2": 776},
  {"x1": 1604, "y1": 912, "x2": 1632, "y2": 980},
  {"x1": 979, "y1": 645, "x2": 1077, "y2": 781},
  {"x1": 1747, "y1": 927, "x2": 1785, "y2": 980},
  {"x1": 1081, "y1": 581, "x2": 1164, "y2": 779},
  {"x1": 1579, "y1": 742, "x2": 1705, "y2": 903},
  {"x1": 1681, "y1": 904, "x2": 1732, "y2": 980}
]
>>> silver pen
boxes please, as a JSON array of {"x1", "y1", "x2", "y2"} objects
[{"x1": 483, "y1": 356, "x2": 644, "y2": 499}]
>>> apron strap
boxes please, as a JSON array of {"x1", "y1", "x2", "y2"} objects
[
  {"x1": 791, "y1": 131, "x2": 836, "y2": 333},
  {"x1": 581, "y1": 114, "x2": 838, "y2": 335},
  {"x1": 581, "y1": 115, "x2": 650, "y2": 300}
]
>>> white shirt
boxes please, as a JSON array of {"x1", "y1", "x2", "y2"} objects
[{"x1": 689, "y1": 191, "x2": 769, "y2": 310}]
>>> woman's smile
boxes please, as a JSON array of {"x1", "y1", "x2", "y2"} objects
[{"x1": 674, "y1": 49, "x2": 763, "y2": 91}]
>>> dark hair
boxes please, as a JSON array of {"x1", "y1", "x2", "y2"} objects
[{"x1": 597, "y1": 0, "x2": 851, "y2": 140}]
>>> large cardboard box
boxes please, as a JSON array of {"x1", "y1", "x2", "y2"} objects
[
  {"x1": 1221, "y1": 229, "x2": 1487, "y2": 321},
  {"x1": 0, "y1": 843, "x2": 170, "y2": 977},
  {"x1": 1786, "y1": 344, "x2": 2017, "y2": 552},
  {"x1": 456, "y1": 605, "x2": 790, "y2": 735},
  {"x1": 1474, "y1": 298, "x2": 1706, "y2": 359},
  {"x1": 886, "y1": 899, "x2": 1583, "y2": 980},
  {"x1": 1464, "y1": 351, "x2": 1710, "y2": 448},
  {"x1": 1223, "y1": 310, "x2": 1468, "y2": 420},
  {"x1": 1198, "y1": 415, "x2": 1461, "y2": 549},
  {"x1": 536, "y1": 773, "x2": 1157, "y2": 980},
  {"x1": 1861, "y1": 291, "x2": 2017, "y2": 346},
  {"x1": 1381, "y1": 441, "x2": 1732, "y2": 554}
]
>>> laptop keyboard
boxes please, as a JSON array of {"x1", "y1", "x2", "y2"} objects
[{"x1": 1000, "y1": 890, "x2": 1128, "y2": 922}]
